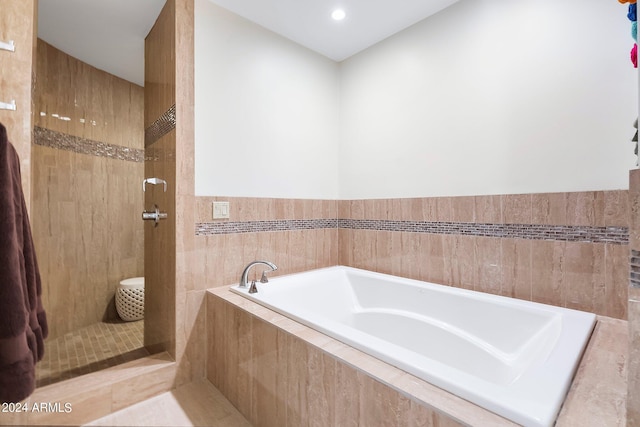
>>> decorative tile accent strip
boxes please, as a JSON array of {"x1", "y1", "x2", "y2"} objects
[
  {"x1": 145, "y1": 104, "x2": 176, "y2": 146},
  {"x1": 195, "y1": 217, "x2": 629, "y2": 244},
  {"x1": 196, "y1": 219, "x2": 338, "y2": 235},
  {"x1": 631, "y1": 249, "x2": 640, "y2": 288},
  {"x1": 338, "y1": 219, "x2": 629, "y2": 244},
  {"x1": 34, "y1": 126, "x2": 144, "y2": 162}
]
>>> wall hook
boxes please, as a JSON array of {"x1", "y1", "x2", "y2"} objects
[
  {"x1": 0, "y1": 100, "x2": 16, "y2": 111},
  {"x1": 0, "y1": 40, "x2": 15, "y2": 52}
]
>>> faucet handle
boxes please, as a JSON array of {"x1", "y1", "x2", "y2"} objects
[
  {"x1": 260, "y1": 271, "x2": 270, "y2": 283},
  {"x1": 249, "y1": 280, "x2": 258, "y2": 294}
]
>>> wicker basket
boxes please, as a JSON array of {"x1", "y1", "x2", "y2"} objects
[{"x1": 116, "y1": 277, "x2": 145, "y2": 321}]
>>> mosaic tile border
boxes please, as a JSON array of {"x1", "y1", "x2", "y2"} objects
[
  {"x1": 34, "y1": 126, "x2": 144, "y2": 162},
  {"x1": 195, "y1": 218, "x2": 629, "y2": 244},
  {"x1": 631, "y1": 249, "x2": 640, "y2": 288},
  {"x1": 196, "y1": 219, "x2": 338, "y2": 235},
  {"x1": 338, "y1": 219, "x2": 629, "y2": 244},
  {"x1": 145, "y1": 104, "x2": 176, "y2": 146}
]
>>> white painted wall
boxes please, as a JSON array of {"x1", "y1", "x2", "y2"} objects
[
  {"x1": 339, "y1": 0, "x2": 637, "y2": 198},
  {"x1": 195, "y1": 0, "x2": 340, "y2": 198},
  {"x1": 195, "y1": 0, "x2": 636, "y2": 199}
]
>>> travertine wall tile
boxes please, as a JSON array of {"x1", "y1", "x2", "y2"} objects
[
  {"x1": 606, "y1": 244, "x2": 630, "y2": 321},
  {"x1": 344, "y1": 229, "x2": 628, "y2": 318},
  {"x1": 195, "y1": 197, "x2": 338, "y2": 223},
  {"x1": 17, "y1": 353, "x2": 176, "y2": 426},
  {"x1": 531, "y1": 241, "x2": 564, "y2": 307},
  {"x1": 144, "y1": 0, "x2": 177, "y2": 358},
  {"x1": 337, "y1": 199, "x2": 351, "y2": 219},
  {"x1": 35, "y1": 40, "x2": 144, "y2": 150},
  {"x1": 475, "y1": 194, "x2": 502, "y2": 223},
  {"x1": 503, "y1": 194, "x2": 532, "y2": 224},
  {"x1": 443, "y1": 235, "x2": 475, "y2": 290},
  {"x1": 27, "y1": 384, "x2": 112, "y2": 426},
  {"x1": 501, "y1": 239, "x2": 532, "y2": 300},
  {"x1": 329, "y1": 190, "x2": 628, "y2": 319},
  {"x1": 0, "y1": 0, "x2": 36, "y2": 210},
  {"x1": 475, "y1": 236, "x2": 503, "y2": 296},
  {"x1": 604, "y1": 190, "x2": 630, "y2": 227},
  {"x1": 532, "y1": 192, "x2": 567, "y2": 225},
  {"x1": 144, "y1": 2, "x2": 175, "y2": 129},
  {"x1": 32, "y1": 42, "x2": 145, "y2": 338},
  {"x1": 567, "y1": 191, "x2": 605, "y2": 227},
  {"x1": 629, "y1": 300, "x2": 640, "y2": 426},
  {"x1": 416, "y1": 197, "x2": 437, "y2": 222},
  {"x1": 424, "y1": 233, "x2": 445, "y2": 284},
  {"x1": 398, "y1": 232, "x2": 421, "y2": 280},
  {"x1": 110, "y1": 363, "x2": 176, "y2": 412},
  {"x1": 450, "y1": 196, "x2": 475, "y2": 223},
  {"x1": 334, "y1": 358, "x2": 361, "y2": 426},
  {"x1": 556, "y1": 317, "x2": 627, "y2": 427},
  {"x1": 144, "y1": 134, "x2": 176, "y2": 356},
  {"x1": 435, "y1": 197, "x2": 452, "y2": 222},
  {"x1": 375, "y1": 230, "x2": 394, "y2": 274},
  {"x1": 338, "y1": 228, "x2": 354, "y2": 267},
  {"x1": 563, "y1": 242, "x2": 605, "y2": 313},
  {"x1": 630, "y1": 170, "x2": 640, "y2": 249}
]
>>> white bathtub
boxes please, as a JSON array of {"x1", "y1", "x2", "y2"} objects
[{"x1": 230, "y1": 266, "x2": 596, "y2": 427}]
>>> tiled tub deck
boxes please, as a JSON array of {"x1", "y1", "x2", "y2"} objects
[{"x1": 207, "y1": 286, "x2": 627, "y2": 427}]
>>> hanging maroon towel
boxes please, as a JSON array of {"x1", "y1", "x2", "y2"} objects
[{"x1": 0, "y1": 122, "x2": 48, "y2": 403}]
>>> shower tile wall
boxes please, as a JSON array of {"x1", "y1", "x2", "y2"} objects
[
  {"x1": 144, "y1": 0, "x2": 179, "y2": 358},
  {"x1": 32, "y1": 40, "x2": 144, "y2": 339},
  {"x1": 0, "y1": 0, "x2": 36, "y2": 210}
]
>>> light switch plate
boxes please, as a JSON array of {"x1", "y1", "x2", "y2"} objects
[{"x1": 213, "y1": 201, "x2": 230, "y2": 219}]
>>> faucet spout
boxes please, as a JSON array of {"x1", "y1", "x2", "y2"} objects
[{"x1": 239, "y1": 260, "x2": 278, "y2": 288}]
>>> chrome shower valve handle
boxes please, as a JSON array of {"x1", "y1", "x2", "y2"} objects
[{"x1": 142, "y1": 177, "x2": 167, "y2": 192}]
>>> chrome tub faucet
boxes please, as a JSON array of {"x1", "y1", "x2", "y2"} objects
[{"x1": 239, "y1": 260, "x2": 278, "y2": 294}]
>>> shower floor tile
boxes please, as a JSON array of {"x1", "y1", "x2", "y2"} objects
[{"x1": 36, "y1": 320, "x2": 149, "y2": 387}]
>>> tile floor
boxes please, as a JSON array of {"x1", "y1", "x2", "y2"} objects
[
  {"x1": 36, "y1": 320, "x2": 149, "y2": 387},
  {"x1": 83, "y1": 380, "x2": 252, "y2": 427}
]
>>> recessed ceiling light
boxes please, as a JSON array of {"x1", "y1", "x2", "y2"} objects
[{"x1": 331, "y1": 8, "x2": 346, "y2": 21}]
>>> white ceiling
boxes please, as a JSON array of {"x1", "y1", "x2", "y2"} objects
[
  {"x1": 37, "y1": 0, "x2": 460, "y2": 86},
  {"x1": 38, "y1": 0, "x2": 166, "y2": 86},
  {"x1": 206, "y1": 0, "x2": 460, "y2": 61}
]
